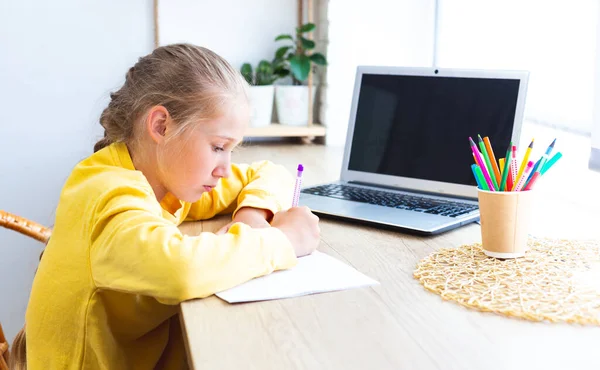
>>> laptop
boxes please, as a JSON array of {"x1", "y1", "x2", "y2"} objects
[{"x1": 299, "y1": 66, "x2": 529, "y2": 235}]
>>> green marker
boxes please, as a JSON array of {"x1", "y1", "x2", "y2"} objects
[
  {"x1": 540, "y1": 152, "x2": 562, "y2": 175},
  {"x1": 474, "y1": 164, "x2": 489, "y2": 191},
  {"x1": 478, "y1": 135, "x2": 498, "y2": 190},
  {"x1": 499, "y1": 142, "x2": 512, "y2": 191}
]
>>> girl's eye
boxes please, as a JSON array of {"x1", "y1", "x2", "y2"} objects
[{"x1": 212, "y1": 146, "x2": 225, "y2": 153}]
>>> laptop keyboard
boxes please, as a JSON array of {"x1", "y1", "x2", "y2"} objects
[{"x1": 301, "y1": 184, "x2": 478, "y2": 217}]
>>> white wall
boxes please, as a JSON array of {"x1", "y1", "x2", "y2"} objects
[
  {"x1": 158, "y1": 0, "x2": 298, "y2": 71},
  {"x1": 323, "y1": 0, "x2": 436, "y2": 146},
  {"x1": 437, "y1": 0, "x2": 598, "y2": 135},
  {"x1": 594, "y1": 0, "x2": 600, "y2": 151},
  {"x1": 0, "y1": 0, "x2": 153, "y2": 341}
]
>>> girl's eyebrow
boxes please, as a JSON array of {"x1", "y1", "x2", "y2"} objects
[
  {"x1": 214, "y1": 135, "x2": 236, "y2": 142},
  {"x1": 213, "y1": 135, "x2": 242, "y2": 147}
]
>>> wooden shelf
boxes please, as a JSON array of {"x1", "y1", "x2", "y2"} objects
[{"x1": 244, "y1": 123, "x2": 326, "y2": 138}]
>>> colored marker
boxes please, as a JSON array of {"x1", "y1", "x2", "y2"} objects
[
  {"x1": 483, "y1": 136, "x2": 501, "y2": 185},
  {"x1": 540, "y1": 152, "x2": 562, "y2": 175},
  {"x1": 469, "y1": 137, "x2": 495, "y2": 191},
  {"x1": 292, "y1": 164, "x2": 304, "y2": 207},
  {"x1": 545, "y1": 138, "x2": 556, "y2": 156},
  {"x1": 523, "y1": 172, "x2": 541, "y2": 191},
  {"x1": 508, "y1": 145, "x2": 518, "y2": 191},
  {"x1": 514, "y1": 160, "x2": 534, "y2": 191},
  {"x1": 526, "y1": 158, "x2": 542, "y2": 184},
  {"x1": 513, "y1": 139, "x2": 534, "y2": 191},
  {"x1": 526, "y1": 138, "x2": 555, "y2": 183},
  {"x1": 524, "y1": 154, "x2": 547, "y2": 189},
  {"x1": 499, "y1": 143, "x2": 512, "y2": 191},
  {"x1": 471, "y1": 164, "x2": 488, "y2": 190},
  {"x1": 478, "y1": 135, "x2": 498, "y2": 190}
]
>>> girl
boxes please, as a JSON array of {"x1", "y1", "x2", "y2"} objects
[{"x1": 12, "y1": 44, "x2": 320, "y2": 369}]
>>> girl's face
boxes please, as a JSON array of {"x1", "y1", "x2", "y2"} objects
[{"x1": 158, "y1": 103, "x2": 249, "y2": 203}]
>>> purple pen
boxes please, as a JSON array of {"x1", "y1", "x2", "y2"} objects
[{"x1": 292, "y1": 164, "x2": 304, "y2": 207}]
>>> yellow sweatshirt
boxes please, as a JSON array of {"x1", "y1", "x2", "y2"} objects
[{"x1": 25, "y1": 143, "x2": 297, "y2": 369}]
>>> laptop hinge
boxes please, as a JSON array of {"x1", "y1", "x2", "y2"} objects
[{"x1": 348, "y1": 180, "x2": 477, "y2": 201}]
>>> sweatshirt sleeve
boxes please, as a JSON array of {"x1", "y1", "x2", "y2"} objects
[
  {"x1": 185, "y1": 160, "x2": 294, "y2": 221},
  {"x1": 89, "y1": 185, "x2": 297, "y2": 305}
]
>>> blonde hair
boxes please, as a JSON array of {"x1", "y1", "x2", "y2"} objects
[
  {"x1": 9, "y1": 251, "x2": 42, "y2": 370},
  {"x1": 9, "y1": 328, "x2": 26, "y2": 370},
  {"x1": 94, "y1": 43, "x2": 249, "y2": 152},
  {"x1": 10, "y1": 44, "x2": 247, "y2": 370}
]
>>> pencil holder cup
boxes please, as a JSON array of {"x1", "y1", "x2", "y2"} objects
[{"x1": 477, "y1": 189, "x2": 536, "y2": 259}]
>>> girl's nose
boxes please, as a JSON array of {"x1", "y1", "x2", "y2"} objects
[{"x1": 212, "y1": 162, "x2": 231, "y2": 179}]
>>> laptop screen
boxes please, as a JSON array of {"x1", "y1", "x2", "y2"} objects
[{"x1": 347, "y1": 73, "x2": 520, "y2": 187}]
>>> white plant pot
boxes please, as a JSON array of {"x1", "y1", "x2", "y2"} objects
[
  {"x1": 275, "y1": 85, "x2": 317, "y2": 126},
  {"x1": 247, "y1": 85, "x2": 274, "y2": 127}
]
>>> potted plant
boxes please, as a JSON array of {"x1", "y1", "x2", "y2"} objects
[
  {"x1": 241, "y1": 60, "x2": 277, "y2": 127},
  {"x1": 272, "y1": 22, "x2": 327, "y2": 126}
]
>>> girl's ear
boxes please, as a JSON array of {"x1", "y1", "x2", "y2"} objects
[{"x1": 146, "y1": 105, "x2": 170, "y2": 144}]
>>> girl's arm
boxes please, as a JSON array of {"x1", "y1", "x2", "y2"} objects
[
  {"x1": 185, "y1": 160, "x2": 294, "y2": 221},
  {"x1": 89, "y1": 185, "x2": 297, "y2": 304}
]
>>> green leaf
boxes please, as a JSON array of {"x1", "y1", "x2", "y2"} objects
[
  {"x1": 272, "y1": 57, "x2": 287, "y2": 70},
  {"x1": 240, "y1": 63, "x2": 253, "y2": 84},
  {"x1": 273, "y1": 68, "x2": 290, "y2": 78},
  {"x1": 257, "y1": 60, "x2": 273, "y2": 72},
  {"x1": 297, "y1": 23, "x2": 316, "y2": 33},
  {"x1": 289, "y1": 54, "x2": 310, "y2": 82},
  {"x1": 300, "y1": 37, "x2": 315, "y2": 50},
  {"x1": 275, "y1": 46, "x2": 291, "y2": 59},
  {"x1": 256, "y1": 60, "x2": 274, "y2": 85},
  {"x1": 275, "y1": 34, "x2": 293, "y2": 41},
  {"x1": 241, "y1": 63, "x2": 252, "y2": 74},
  {"x1": 309, "y1": 53, "x2": 327, "y2": 66}
]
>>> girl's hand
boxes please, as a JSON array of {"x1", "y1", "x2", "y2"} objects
[
  {"x1": 216, "y1": 207, "x2": 272, "y2": 234},
  {"x1": 270, "y1": 206, "x2": 320, "y2": 257}
]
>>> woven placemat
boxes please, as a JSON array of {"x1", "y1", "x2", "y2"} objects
[{"x1": 414, "y1": 238, "x2": 600, "y2": 325}]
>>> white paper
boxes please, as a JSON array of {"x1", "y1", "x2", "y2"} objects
[{"x1": 216, "y1": 251, "x2": 379, "y2": 303}]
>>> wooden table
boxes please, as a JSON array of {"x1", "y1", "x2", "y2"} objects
[
  {"x1": 178, "y1": 137, "x2": 600, "y2": 370},
  {"x1": 179, "y1": 213, "x2": 600, "y2": 370}
]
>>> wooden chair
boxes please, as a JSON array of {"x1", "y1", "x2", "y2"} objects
[
  {"x1": 0, "y1": 210, "x2": 52, "y2": 370},
  {"x1": 0, "y1": 210, "x2": 51, "y2": 244}
]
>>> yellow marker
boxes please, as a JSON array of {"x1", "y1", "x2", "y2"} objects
[
  {"x1": 512, "y1": 139, "x2": 534, "y2": 191},
  {"x1": 499, "y1": 158, "x2": 505, "y2": 177}
]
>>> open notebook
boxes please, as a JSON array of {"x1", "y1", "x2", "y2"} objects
[{"x1": 216, "y1": 251, "x2": 379, "y2": 303}]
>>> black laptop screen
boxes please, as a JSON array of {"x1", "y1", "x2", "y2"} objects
[{"x1": 347, "y1": 73, "x2": 520, "y2": 187}]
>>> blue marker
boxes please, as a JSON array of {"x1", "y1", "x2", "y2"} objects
[
  {"x1": 526, "y1": 138, "x2": 555, "y2": 183},
  {"x1": 471, "y1": 164, "x2": 484, "y2": 189}
]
